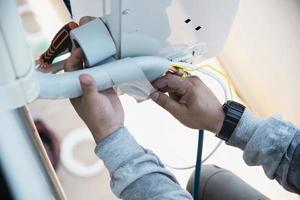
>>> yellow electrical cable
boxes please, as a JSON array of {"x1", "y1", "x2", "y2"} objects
[{"x1": 171, "y1": 64, "x2": 233, "y2": 98}]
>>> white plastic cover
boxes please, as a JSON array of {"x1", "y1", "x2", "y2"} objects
[{"x1": 70, "y1": 18, "x2": 117, "y2": 66}]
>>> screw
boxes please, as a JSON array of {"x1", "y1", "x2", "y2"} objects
[{"x1": 122, "y1": 9, "x2": 130, "y2": 15}]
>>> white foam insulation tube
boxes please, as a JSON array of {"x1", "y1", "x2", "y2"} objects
[{"x1": 35, "y1": 18, "x2": 171, "y2": 100}]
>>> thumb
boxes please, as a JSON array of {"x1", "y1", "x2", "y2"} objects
[
  {"x1": 150, "y1": 91, "x2": 181, "y2": 116},
  {"x1": 79, "y1": 74, "x2": 97, "y2": 96}
]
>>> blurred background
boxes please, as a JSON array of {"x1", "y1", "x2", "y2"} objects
[{"x1": 16, "y1": 0, "x2": 300, "y2": 199}]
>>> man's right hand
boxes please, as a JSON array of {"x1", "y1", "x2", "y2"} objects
[{"x1": 151, "y1": 74, "x2": 225, "y2": 134}]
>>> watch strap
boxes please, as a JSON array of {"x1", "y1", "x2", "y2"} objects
[{"x1": 217, "y1": 101, "x2": 245, "y2": 141}]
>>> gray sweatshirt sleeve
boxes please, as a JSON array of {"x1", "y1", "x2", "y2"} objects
[
  {"x1": 227, "y1": 109, "x2": 300, "y2": 194},
  {"x1": 94, "y1": 127, "x2": 193, "y2": 200}
]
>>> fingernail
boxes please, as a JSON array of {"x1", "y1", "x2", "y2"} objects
[
  {"x1": 79, "y1": 76, "x2": 91, "y2": 86},
  {"x1": 79, "y1": 79, "x2": 86, "y2": 86},
  {"x1": 150, "y1": 92, "x2": 159, "y2": 101}
]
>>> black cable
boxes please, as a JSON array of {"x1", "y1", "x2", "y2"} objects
[
  {"x1": 193, "y1": 130, "x2": 204, "y2": 200},
  {"x1": 62, "y1": 0, "x2": 72, "y2": 17}
]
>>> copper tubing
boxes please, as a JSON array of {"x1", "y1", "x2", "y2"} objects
[{"x1": 167, "y1": 66, "x2": 191, "y2": 77}]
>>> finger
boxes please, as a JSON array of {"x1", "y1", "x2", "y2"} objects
[
  {"x1": 153, "y1": 74, "x2": 187, "y2": 95},
  {"x1": 188, "y1": 75, "x2": 203, "y2": 86},
  {"x1": 102, "y1": 88, "x2": 123, "y2": 110},
  {"x1": 102, "y1": 88, "x2": 116, "y2": 95},
  {"x1": 102, "y1": 88, "x2": 119, "y2": 102},
  {"x1": 150, "y1": 91, "x2": 182, "y2": 117},
  {"x1": 169, "y1": 92, "x2": 181, "y2": 102},
  {"x1": 64, "y1": 48, "x2": 85, "y2": 72},
  {"x1": 79, "y1": 16, "x2": 96, "y2": 26},
  {"x1": 79, "y1": 74, "x2": 97, "y2": 96}
]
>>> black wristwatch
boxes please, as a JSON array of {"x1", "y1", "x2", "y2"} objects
[{"x1": 216, "y1": 100, "x2": 246, "y2": 141}]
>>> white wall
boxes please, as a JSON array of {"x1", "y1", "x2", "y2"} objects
[{"x1": 219, "y1": 0, "x2": 300, "y2": 126}]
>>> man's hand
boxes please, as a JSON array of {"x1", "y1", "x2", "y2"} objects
[
  {"x1": 64, "y1": 17, "x2": 124, "y2": 144},
  {"x1": 151, "y1": 74, "x2": 224, "y2": 134}
]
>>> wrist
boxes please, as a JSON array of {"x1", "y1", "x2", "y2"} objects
[
  {"x1": 208, "y1": 107, "x2": 225, "y2": 134},
  {"x1": 90, "y1": 123, "x2": 124, "y2": 144}
]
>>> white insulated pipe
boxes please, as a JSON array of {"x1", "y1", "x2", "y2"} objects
[
  {"x1": 36, "y1": 18, "x2": 171, "y2": 100},
  {"x1": 36, "y1": 56, "x2": 171, "y2": 99}
]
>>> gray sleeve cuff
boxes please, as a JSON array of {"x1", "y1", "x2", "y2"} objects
[
  {"x1": 94, "y1": 127, "x2": 183, "y2": 198},
  {"x1": 226, "y1": 109, "x2": 297, "y2": 180},
  {"x1": 226, "y1": 109, "x2": 264, "y2": 149},
  {"x1": 225, "y1": 109, "x2": 300, "y2": 193},
  {"x1": 94, "y1": 127, "x2": 144, "y2": 175}
]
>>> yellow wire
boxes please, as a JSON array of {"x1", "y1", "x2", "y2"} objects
[{"x1": 171, "y1": 64, "x2": 233, "y2": 98}]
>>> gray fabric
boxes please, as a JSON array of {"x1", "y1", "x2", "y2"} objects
[
  {"x1": 227, "y1": 109, "x2": 300, "y2": 194},
  {"x1": 94, "y1": 109, "x2": 300, "y2": 199},
  {"x1": 94, "y1": 128, "x2": 193, "y2": 199}
]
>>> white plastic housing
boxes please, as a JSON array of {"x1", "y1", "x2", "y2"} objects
[
  {"x1": 96, "y1": 0, "x2": 239, "y2": 61},
  {"x1": 0, "y1": 0, "x2": 39, "y2": 109}
]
